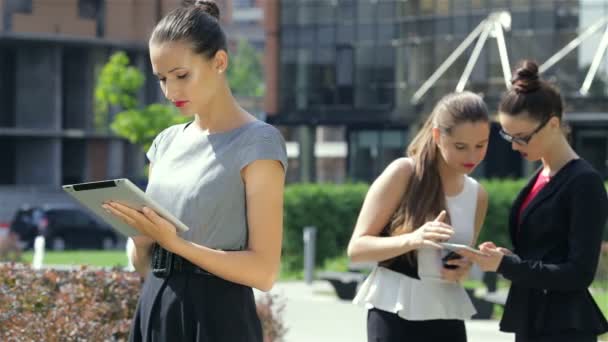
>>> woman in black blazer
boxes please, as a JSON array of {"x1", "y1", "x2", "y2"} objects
[{"x1": 459, "y1": 60, "x2": 608, "y2": 342}]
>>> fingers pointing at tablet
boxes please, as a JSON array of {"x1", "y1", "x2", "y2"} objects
[{"x1": 456, "y1": 241, "x2": 507, "y2": 272}]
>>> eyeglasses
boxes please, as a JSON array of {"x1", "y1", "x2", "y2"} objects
[{"x1": 499, "y1": 117, "x2": 551, "y2": 146}]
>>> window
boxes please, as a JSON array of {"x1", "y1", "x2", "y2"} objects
[
  {"x1": 0, "y1": 48, "x2": 16, "y2": 127},
  {"x1": 281, "y1": 3, "x2": 297, "y2": 26},
  {"x1": 298, "y1": 27, "x2": 315, "y2": 46},
  {"x1": 511, "y1": 7, "x2": 531, "y2": 30},
  {"x1": 470, "y1": 0, "x2": 486, "y2": 10},
  {"x1": 309, "y1": 48, "x2": 336, "y2": 106},
  {"x1": 337, "y1": 23, "x2": 355, "y2": 43},
  {"x1": 316, "y1": 1, "x2": 335, "y2": 24},
  {"x1": 62, "y1": 140, "x2": 86, "y2": 185},
  {"x1": 0, "y1": 138, "x2": 16, "y2": 184},
  {"x1": 348, "y1": 130, "x2": 408, "y2": 182},
  {"x1": 337, "y1": 0, "x2": 355, "y2": 23},
  {"x1": 349, "y1": 130, "x2": 379, "y2": 181},
  {"x1": 78, "y1": 0, "x2": 104, "y2": 36},
  {"x1": 295, "y1": 49, "x2": 312, "y2": 110},
  {"x1": 453, "y1": 13, "x2": 470, "y2": 35},
  {"x1": 6, "y1": 0, "x2": 32, "y2": 13},
  {"x1": 297, "y1": 3, "x2": 314, "y2": 25},
  {"x1": 78, "y1": 0, "x2": 101, "y2": 19},
  {"x1": 357, "y1": 0, "x2": 376, "y2": 24},
  {"x1": 357, "y1": 24, "x2": 375, "y2": 42},
  {"x1": 420, "y1": 0, "x2": 435, "y2": 15},
  {"x1": 532, "y1": 2, "x2": 556, "y2": 30},
  {"x1": 336, "y1": 46, "x2": 354, "y2": 105},
  {"x1": 4, "y1": 0, "x2": 32, "y2": 30},
  {"x1": 281, "y1": 28, "x2": 298, "y2": 47},
  {"x1": 378, "y1": 2, "x2": 397, "y2": 22},
  {"x1": 318, "y1": 25, "x2": 335, "y2": 46},
  {"x1": 280, "y1": 49, "x2": 297, "y2": 110},
  {"x1": 378, "y1": 23, "x2": 395, "y2": 42}
]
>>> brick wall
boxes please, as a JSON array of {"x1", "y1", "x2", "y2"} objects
[{"x1": 12, "y1": 0, "x2": 96, "y2": 37}]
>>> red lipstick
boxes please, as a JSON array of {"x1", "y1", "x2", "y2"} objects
[
  {"x1": 173, "y1": 100, "x2": 189, "y2": 108},
  {"x1": 463, "y1": 163, "x2": 476, "y2": 169}
]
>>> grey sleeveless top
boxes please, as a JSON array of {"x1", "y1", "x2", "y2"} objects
[{"x1": 145, "y1": 120, "x2": 287, "y2": 250}]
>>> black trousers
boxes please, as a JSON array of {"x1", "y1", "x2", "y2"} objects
[
  {"x1": 129, "y1": 271, "x2": 263, "y2": 342},
  {"x1": 367, "y1": 308, "x2": 467, "y2": 342},
  {"x1": 515, "y1": 332, "x2": 597, "y2": 342}
]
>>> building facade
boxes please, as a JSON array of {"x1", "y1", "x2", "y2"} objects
[
  {"x1": 0, "y1": 0, "x2": 265, "y2": 222},
  {"x1": 267, "y1": 0, "x2": 608, "y2": 182}
]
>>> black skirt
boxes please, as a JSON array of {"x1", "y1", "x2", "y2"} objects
[
  {"x1": 129, "y1": 270, "x2": 263, "y2": 342},
  {"x1": 367, "y1": 308, "x2": 467, "y2": 342}
]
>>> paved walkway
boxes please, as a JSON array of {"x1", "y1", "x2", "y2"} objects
[{"x1": 257, "y1": 281, "x2": 515, "y2": 342}]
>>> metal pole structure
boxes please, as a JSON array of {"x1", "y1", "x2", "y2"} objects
[
  {"x1": 539, "y1": 16, "x2": 608, "y2": 73},
  {"x1": 494, "y1": 21, "x2": 512, "y2": 89},
  {"x1": 303, "y1": 226, "x2": 317, "y2": 285},
  {"x1": 580, "y1": 25, "x2": 608, "y2": 96},
  {"x1": 411, "y1": 19, "x2": 488, "y2": 104},
  {"x1": 456, "y1": 22, "x2": 492, "y2": 92}
]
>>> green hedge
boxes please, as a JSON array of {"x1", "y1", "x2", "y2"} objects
[
  {"x1": 283, "y1": 183, "x2": 369, "y2": 272},
  {"x1": 282, "y1": 181, "x2": 608, "y2": 272},
  {"x1": 477, "y1": 179, "x2": 526, "y2": 249}
]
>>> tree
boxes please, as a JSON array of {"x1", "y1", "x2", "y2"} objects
[
  {"x1": 94, "y1": 52, "x2": 144, "y2": 132},
  {"x1": 227, "y1": 39, "x2": 265, "y2": 98},
  {"x1": 111, "y1": 104, "x2": 186, "y2": 152},
  {"x1": 94, "y1": 51, "x2": 186, "y2": 152}
]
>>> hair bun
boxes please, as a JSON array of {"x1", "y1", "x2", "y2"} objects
[
  {"x1": 512, "y1": 60, "x2": 541, "y2": 94},
  {"x1": 182, "y1": 0, "x2": 220, "y2": 20}
]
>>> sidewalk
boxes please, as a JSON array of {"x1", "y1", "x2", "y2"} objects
[{"x1": 259, "y1": 281, "x2": 514, "y2": 342}]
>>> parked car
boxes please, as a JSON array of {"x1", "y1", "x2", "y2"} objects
[
  {"x1": 10, "y1": 205, "x2": 118, "y2": 251},
  {"x1": 8, "y1": 205, "x2": 43, "y2": 250}
]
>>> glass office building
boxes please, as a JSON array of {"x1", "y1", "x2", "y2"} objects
[{"x1": 271, "y1": 0, "x2": 608, "y2": 181}]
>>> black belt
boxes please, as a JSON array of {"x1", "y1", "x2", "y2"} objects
[{"x1": 151, "y1": 244, "x2": 214, "y2": 278}]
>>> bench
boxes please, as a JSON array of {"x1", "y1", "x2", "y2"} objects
[{"x1": 318, "y1": 262, "x2": 375, "y2": 300}]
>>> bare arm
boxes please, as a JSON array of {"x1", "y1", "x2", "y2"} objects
[
  {"x1": 347, "y1": 158, "x2": 453, "y2": 263},
  {"x1": 164, "y1": 159, "x2": 285, "y2": 291}
]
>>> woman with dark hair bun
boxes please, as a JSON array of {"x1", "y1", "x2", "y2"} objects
[
  {"x1": 103, "y1": 1, "x2": 287, "y2": 341},
  {"x1": 459, "y1": 60, "x2": 608, "y2": 342}
]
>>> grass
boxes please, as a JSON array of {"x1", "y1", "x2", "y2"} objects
[
  {"x1": 15, "y1": 250, "x2": 319, "y2": 281},
  {"x1": 19, "y1": 250, "x2": 129, "y2": 268},
  {"x1": 592, "y1": 286, "x2": 608, "y2": 318}
]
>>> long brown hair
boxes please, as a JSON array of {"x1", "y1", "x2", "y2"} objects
[{"x1": 385, "y1": 91, "x2": 488, "y2": 264}]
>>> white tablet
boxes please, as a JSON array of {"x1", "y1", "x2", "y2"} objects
[
  {"x1": 440, "y1": 242, "x2": 485, "y2": 256},
  {"x1": 62, "y1": 178, "x2": 189, "y2": 237}
]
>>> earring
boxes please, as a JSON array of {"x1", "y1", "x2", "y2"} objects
[{"x1": 218, "y1": 69, "x2": 223, "y2": 74}]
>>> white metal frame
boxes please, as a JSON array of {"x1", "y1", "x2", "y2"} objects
[
  {"x1": 539, "y1": 16, "x2": 608, "y2": 96},
  {"x1": 411, "y1": 11, "x2": 512, "y2": 104}
]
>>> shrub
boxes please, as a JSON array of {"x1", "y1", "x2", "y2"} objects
[
  {"x1": 0, "y1": 264, "x2": 286, "y2": 341},
  {"x1": 256, "y1": 293, "x2": 288, "y2": 342},
  {"x1": 282, "y1": 183, "x2": 368, "y2": 272},
  {"x1": 477, "y1": 179, "x2": 527, "y2": 249}
]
